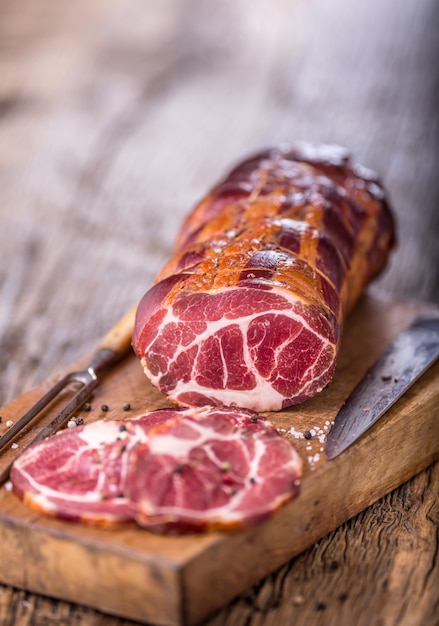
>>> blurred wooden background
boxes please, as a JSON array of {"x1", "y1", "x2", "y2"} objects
[{"x1": 0, "y1": 0, "x2": 438, "y2": 625}]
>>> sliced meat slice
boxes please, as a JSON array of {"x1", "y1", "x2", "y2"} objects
[
  {"x1": 10, "y1": 409, "x2": 179, "y2": 526},
  {"x1": 10, "y1": 406, "x2": 302, "y2": 532},
  {"x1": 126, "y1": 406, "x2": 302, "y2": 533}
]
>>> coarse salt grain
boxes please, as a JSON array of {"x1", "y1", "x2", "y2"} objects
[
  {"x1": 307, "y1": 453, "x2": 321, "y2": 467},
  {"x1": 288, "y1": 426, "x2": 304, "y2": 439},
  {"x1": 67, "y1": 416, "x2": 84, "y2": 428},
  {"x1": 11, "y1": 443, "x2": 18, "y2": 449}
]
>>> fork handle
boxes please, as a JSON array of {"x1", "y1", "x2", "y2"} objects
[
  {"x1": 96, "y1": 304, "x2": 138, "y2": 356},
  {"x1": 86, "y1": 304, "x2": 139, "y2": 375}
]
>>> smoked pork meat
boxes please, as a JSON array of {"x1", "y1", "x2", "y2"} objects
[
  {"x1": 133, "y1": 143, "x2": 396, "y2": 411},
  {"x1": 10, "y1": 406, "x2": 302, "y2": 532}
]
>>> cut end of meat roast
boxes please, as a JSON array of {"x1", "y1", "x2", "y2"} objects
[
  {"x1": 10, "y1": 406, "x2": 302, "y2": 533},
  {"x1": 133, "y1": 142, "x2": 396, "y2": 411},
  {"x1": 133, "y1": 282, "x2": 338, "y2": 412}
]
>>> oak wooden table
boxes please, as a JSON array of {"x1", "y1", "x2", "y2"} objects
[{"x1": 0, "y1": 1, "x2": 438, "y2": 625}]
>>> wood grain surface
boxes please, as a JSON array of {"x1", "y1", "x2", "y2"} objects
[{"x1": 0, "y1": 0, "x2": 438, "y2": 625}]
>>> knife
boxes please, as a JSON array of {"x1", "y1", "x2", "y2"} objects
[{"x1": 325, "y1": 312, "x2": 439, "y2": 460}]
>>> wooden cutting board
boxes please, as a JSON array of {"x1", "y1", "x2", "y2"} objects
[{"x1": 1, "y1": 294, "x2": 438, "y2": 626}]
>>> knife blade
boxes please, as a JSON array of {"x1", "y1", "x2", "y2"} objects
[{"x1": 325, "y1": 312, "x2": 439, "y2": 460}]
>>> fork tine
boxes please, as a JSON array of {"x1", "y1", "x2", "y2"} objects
[{"x1": 0, "y1": 373, "x2": 74, "y2": 452}]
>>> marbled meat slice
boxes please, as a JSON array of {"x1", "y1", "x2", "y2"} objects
[
  {"x1": 10, "y1": 406, "x2": 302, "y2": 532},
  {"x1": 126, "y1": 405, "x2": 302, "y2": 533},
  {"x1": 133, "y1": 142, "x2": 395, "y2": 411},
  {"x1": 10, "y1": 409, "x2": 180, "y2": 526}
]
